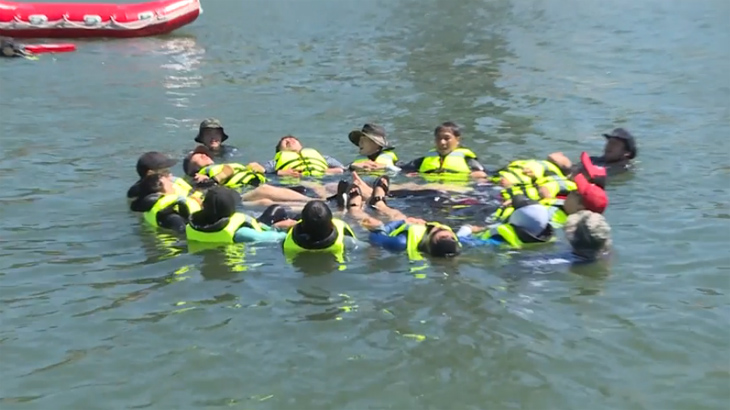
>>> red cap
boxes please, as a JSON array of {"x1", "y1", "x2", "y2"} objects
[{"x1": 575, "y1": 173, "x2": 608, "y2": 213}]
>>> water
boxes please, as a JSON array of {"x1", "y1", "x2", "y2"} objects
[{"x1": 2, "y1": 0, "x2": 729, "y2": 408}]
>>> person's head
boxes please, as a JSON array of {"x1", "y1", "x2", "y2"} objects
[
  {"x1": 566, "y1": 152, "x2": 608, "y2": 214},
  {"x1": 138, "y1": 173, "x2": 175, "y2": 197},
  {"x1": 135, "y1": 151, "x2": 178, "y2": 178},
  {"x1": 300, "y1": 200, "x2": 334, "y2": 240},
  {"x1": 348, "y1": 124, "x2": 389, "y2": 156},
  {"x1": 183, "y1": 149, "x2": 215, "y2": 176},
  {"x1": 546, "y1": 152, "x2": 573, "y2": 176},
  {"x1": 433, "y1": 121, "x2": 462, "y2": 156},
  {"x1": 195, "y1": 118, "x2": 229, "y2": 151},
  {"x1": 564, "y1": 210, "x2": 611, "y2": 259},
  {"x1": 276, "y1": 135, "x2": 303, "y2": 153},
  {"x1": 425, "y1": 225, "x2": 461, "y2": 257},
  {"x1": 602, "y1": 128, "x2": 637, "y2": 162},
  {"x1": 198, "y1": 186, "x2": 239, "y2": 222}
]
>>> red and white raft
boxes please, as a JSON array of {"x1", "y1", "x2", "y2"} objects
[{"x1": 0, "y1": 0, "x2": 201, "y2": 38}]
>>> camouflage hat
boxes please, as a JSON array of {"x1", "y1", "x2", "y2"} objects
[
  {"x1": 564, "y1": 210, "x2": 611, "y2": 254},
  {"x1": 195, "y1": 118, "x2": 229, "y2": 143}
]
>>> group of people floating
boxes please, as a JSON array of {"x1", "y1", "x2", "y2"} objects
[{"x1": 127, "y1": 118, "x2": 638, "y2": 267}]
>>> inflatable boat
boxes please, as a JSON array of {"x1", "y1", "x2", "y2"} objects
[{"x1": 0, "y1": 0, "x2": 201, "y2": 38}]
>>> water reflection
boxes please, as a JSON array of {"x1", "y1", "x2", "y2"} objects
[
  {"x1": 381, "y1": 0, "x2": 531, "y2": 163},
  {"x1": 159, "y1": 37, "x2": 206, "y2": 109},
  {"x1": 188, "y1": 242, "x2": 261, "y2": 280}
]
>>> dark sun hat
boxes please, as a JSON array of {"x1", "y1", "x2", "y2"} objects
[
  {"x1": 348, "y1": 123, "x2": 388, "y2": 148},
  {"x1": 195, "y1": 118, "x2": 229, "y2": 143}
]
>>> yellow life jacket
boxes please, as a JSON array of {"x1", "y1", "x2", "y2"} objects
[
  {"x1": 274, "y1": 148, "x2": 328, "y2": 176},
  {"x1": 199, "y1": 163, "x2": 266, "y2": 188},
  {"x1": 351, "y1": 149, "x2": 398, "y2": 168},
  {"x1": 142, "y1": 194, "x2": 202, "y2": 228},
  {"x1": 492, "y1": 159, "x2": 564, "y2": 186},
  {"x1": 172, "y1": 177, "x2": 193, "y2": 196},
  {"x1": 533, "y1": 175, "x2": 576, "y2": 199},
  {"x1": 501, "y1": 184, "x2": 542, "y2": 202},
  {"x1": 388, "y1": 221, "x2": 454, "y2": 261},
  {"x1": 541, "y1": 197, "x2": 568, "y2": 227},
  {"x1": 282, "y1": 218, "x2": 355, "y2": 257},
  {"x1": 418, "y1": 148, "x2": 477, "y2": 174},
  {"x1": 478, "y1": 223, "x2": 554, "y2": 249},
  {"x1": 186, "y1": 212, "x2": 262, "y2": 243}
]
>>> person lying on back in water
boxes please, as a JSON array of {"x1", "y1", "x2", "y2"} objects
[
  {"x1": 342, "y1": 175, "x2": 462, "y2": 260},
  {"x1": 490, "y1": 152, "x2": 608, "y2": 228},
  {"x1": 127, "y1": 152, "x2": 193, "y2": 200},
  {"x1": 129, "y1": 173, "x2": 203, "y2": 234},
  {"x1": 399, "y1": 121, "x2": 488, "y2": 179},
  {"x1": 184, "y1": 147, "x2": 266, "y2": 189},
  {"x1": 346, "y1": 123, "x2": 401, "y2": 174},
  {"x1": 580, "y1": 128, "x2": 637, "y2": 176},
  {"x1": 184, "y1": 148, "x2": 338, "y2": 208},
  {"x1": 192, "y1": 118, "x2": 238, "y2": 159},
  {"x1": 252, "y1": 135, "x2": 347, "y2": 177},
  {"x1": 281, "y1": 200, "x2": 361, "y2": 262},
  {"x1": 490, "y1": 152, "x2": 573, "y2": 188},
  {"x1": 518, "y1": 210, "x2": 612, "y2": 267},
  {"x1": 457, "y1": 195, "x2": 555, "y2": 249},
  {"x1": 186, "y1": 186, "x2": 298, "y2": 244}
]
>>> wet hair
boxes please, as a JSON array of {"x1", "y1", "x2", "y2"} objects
[
  {"x1": 137, "y1": 174, "x2": 165, "y2": 197},
  {"x1": 275, "y1": 135, "x2": 299, "y2": 153},
  {"x1": 434, "y1": 121, "x2": 461, "y2": 138},
  {"x1": 428, "y1": 231, "x2": 461, "y2": 257},
  {"x1": 300, "y1": 200, "x2": 334, "y2": 241}
]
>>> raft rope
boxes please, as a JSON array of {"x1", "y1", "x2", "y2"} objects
[{"x1": 0, "y1": 0, "x2": 200, "y2": 31}]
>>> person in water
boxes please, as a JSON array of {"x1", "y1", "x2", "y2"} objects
[
  {"x1": 184, "y1": 148, "x2": 335, "y2": 207},
  {"x1": 343, "y1": 175, "x2": 462, "y2": 259},
  {"x1": 520, "y1": 210, "x2": 612, "y2": 267},
  {"x1": 194, "y1": 118, "x2": 238, "y2": 159},
  {"x1": 127, "y1": 151, "x2": 192, "y2": 200},
  {"x1": 186, "y1": 186, "x2": 297, "y2": 243},
  {"x1": 282, "y1": 200, "x2": 360, "y2": 260},
  {"x1": 184, "y1": 148, "x2": 266, "y2": 189},
  {"x1": 583, "y1": 128, "x2": 637, "y2": 175},
  {"x1": 347, "y1": 123, "x2": 400, "y2": 173},
  {"x1": 1, "y1": 37, "x2": 30, "y2": 58},
  {"x1": 129, "y1": 173, "x2": 202, "y2": 233},
  {"x1": 458, "y1": 195, "x2": 555, "y2": 249},
  {"x1": 491, "y1": 152, "x2": 573, "y2": 188},
  {"x1": 399, "y1": 122, "x2": 487, "y2": 178},
  {"x1": 254, "y1": 135, "x2": 346, "y2": 177}
]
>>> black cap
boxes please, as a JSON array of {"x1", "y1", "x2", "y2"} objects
[
  {"x1": 603, "y1": 128, "x2": 637, "y2": 159},
  {"x1": 257, "y1": 204, "x2": 292, "y2": 226},
  {"x1": 136, "y1": 152, "x2": 177, "y2": 177}
]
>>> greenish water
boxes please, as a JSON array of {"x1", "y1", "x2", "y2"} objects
[{"x1": 2, "y1": 0, "x2": 729, "y2": 408}]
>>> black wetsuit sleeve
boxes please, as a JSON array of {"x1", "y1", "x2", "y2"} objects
[
  {"x1": 157, "y1": 211, "x2": 187, "y2": 234},
  {"x1": 466, "y1": 158, "x2": 485, "y2": 172},
  {"x1": 399, "y1": 157, "x2": 425, "y2": 173}
]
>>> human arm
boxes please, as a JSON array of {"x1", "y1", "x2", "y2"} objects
[
  {"x1": 233, "y1": 226, "x2": 287, "y2": 243},
  {"x1": 262, "y1": 159, "x2": 278, "y2": 174},
  {"x1": 455, "y1": 224, "x2": 502, "y2": 247},
  {"x1": 399, "y1": 157, "x2": 425, "y2": 174},
  {"x1": 324, "y1": 155, "x2": 346, "y2": 174},
  {"x1": 466, "y1": 158, "x2": 488, "y2": 178}
]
